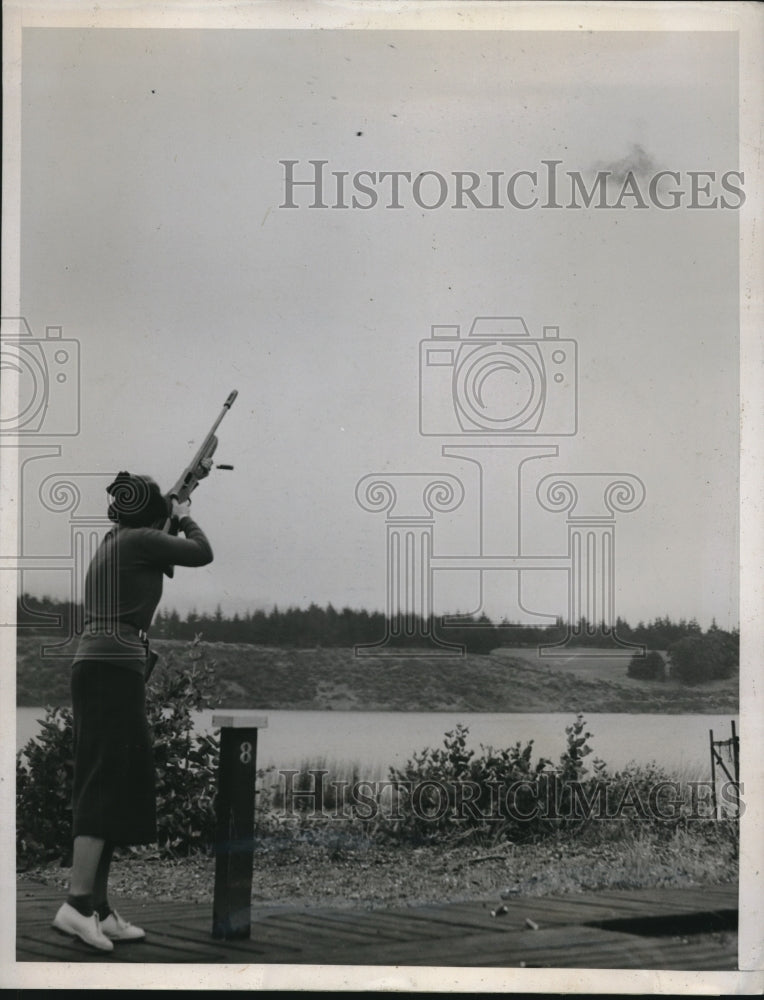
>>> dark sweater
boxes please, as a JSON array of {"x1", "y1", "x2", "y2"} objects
[{"x1": 73, "y1": 516, "x2": 213, "y2": 671}]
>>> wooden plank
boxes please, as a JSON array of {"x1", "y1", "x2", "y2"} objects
[
  {"x1": 504, "y1": 896, "x2": 636, "y2": 920},
  {"x1": 15, "y1": 879, "x2": 740, "y2": 969},
  {"x1": 253, "y1": 912, "x2": 417, "y2": 947},
  {"x1": 523, "y1": 889, "x2": 734, "y2": 925},
  {"x1": 492, "y1": 898, "x2": 627, "y2": 926},
  {"x1": 607, "y1": 884, "x2": 736, "y2": 902},
  {"x1": 304, "y1": 909, "x2": 476, "y2": 940},
  {"x1": 146, "y1": 924, "x2": 305, "y2": 962},
  {"x1": 376, "y1": 902, "x2": 538, "y2": 933},
  {"x1": 17, "y1": 889, "x2": 61, "y2": 903},
  {"x1": 16, "y1": 937, "x2": 112, "y2": 963},
  {"x1": 327, "y1": 925, "x2": 736, "y2": 971},
  {"x1": 554, "y1": 894, "x2": 693, "y2": 918},
  {"x1": 263, "y1": 908, "x2": 422, "y2": 938},
  {"x1": 432, "y1": 897, "x2": 632, "y2": 926},
  {"x1": 17, "y1": 884, "x2": 202, "y2": 921},
  {"x1": 17, "y1": 926, "x2": 738, "y2": 970},
  {"x1": 692, "y1": 884, "x2": 738, "y2": 902},
  {"x1": 19, "y1": 926, "x2": 230, "y2": 964},
  {"x1": 315, "y1": 925, "x2": 648, "y2": 969},
  {"x1": 340, "y1": 925, "x2": 605, "y2": 966},
  {"x1": 589, "y1": 886, "x2": 736, "y2": 912},
  {"x1": 154, "y1": 912, "x2": 380, "y2": 959},
  {"x1": 486, "y1": 930, "x2": 737, "y2": 972},
  {"x1": 157, "y1": 922, "x2": 308, "y2": 957},
  {"x1": 313, "y1": 906, "x2": 515, "y2": 939},
  {"x1": 630, "y1": 938, "x2": 738, "y2": 970},
  {"x1": 16, "y1": 947, "x2": 107, "y2": 963}
]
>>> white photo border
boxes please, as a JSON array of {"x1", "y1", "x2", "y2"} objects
[{"x1": 2, "y1": 1, "x2": 761, "y2": 993}]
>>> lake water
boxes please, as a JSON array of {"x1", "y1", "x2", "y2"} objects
[{"x1": 16, "y1": 707, "x2": 737, "y2": 778}]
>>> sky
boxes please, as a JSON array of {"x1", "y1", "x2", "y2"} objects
[{"x1": 12, "y1": 26, "x2": 741, "y2": 629}]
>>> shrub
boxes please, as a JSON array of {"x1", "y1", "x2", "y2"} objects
[
  {"x1": 16, "y1": 638, "x2": 222, "y2": 866},
  {"x1": 627, "y1": 650, "x2": 666, "y2": 681},
  {"x1": 16, "y1": 706, "x2": 75, "y2": 864},
  {"x1": 669, "y1": 632, "x2": 738, "y2": 685},
  {"x1": 379, "y1": 716, "x2": 601, "y2": 845},
  {"x1": 372, "y1": 716, "x2": 734, "y2": 846},
  {"x1": 146, "y1": 637, "x2": 221, "y2": 855}
]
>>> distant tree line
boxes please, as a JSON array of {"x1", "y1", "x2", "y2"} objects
[
  {"x1": 15, "y1": 593, "x2": 738, "y2": 667},
  {"x1": 626, "y1": 624, "x2": 739, "y2": 686}
]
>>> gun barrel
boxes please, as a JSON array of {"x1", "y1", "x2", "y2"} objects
[{"x1": 167, "y1": 392, "x2": 238, "y2": 500}]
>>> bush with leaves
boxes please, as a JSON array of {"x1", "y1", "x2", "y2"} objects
[
  {"x1": 668, "y1": 631, "x2": 738, "y2": 685},
  {"x1": 627, "y1": 650, "x2": 666, "y2": 681},
  {"x1": 374, "y1": 715, "x2": 729, "y2": 846},
  {"x1": 16, "y1": 706, "x2": 75, "y2": 865},
  {"x1": 16, "y1": 638, "x2": 222, "y2": 866},
  {"x1": 378, "y1": 720, "x2": 596, "y2": 844},
  {"x1": 146, "y1": 637, "x2": 221, "y2": 855}
]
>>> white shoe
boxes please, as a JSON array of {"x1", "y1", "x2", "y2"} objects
[
  {"x1": 52, "y1": 902, "x2": 114, "y2": 952},
  {"x1": 100, "y1": 909, "x2": 146, "y2": 941}
]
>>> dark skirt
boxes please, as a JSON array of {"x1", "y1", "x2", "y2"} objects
[{"x1": 71, "y1": 660, "x2": 156, "y2": 845}]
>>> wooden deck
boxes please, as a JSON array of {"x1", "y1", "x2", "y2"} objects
[{"x1": 17, "y1": 882, "x2": 738, "y2": 969}]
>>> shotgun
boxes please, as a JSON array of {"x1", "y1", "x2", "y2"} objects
[{"x1": 163, "y1": 389, "x2": 238, "y2": 578}]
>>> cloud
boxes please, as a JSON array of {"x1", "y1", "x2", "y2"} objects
[{"x1": 595, "y1": 143, "x2": 660, "y2": 183}]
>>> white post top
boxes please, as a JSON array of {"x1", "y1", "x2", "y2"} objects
[{"x1": 212, "y1": 711, "x2": 268, "y2": 730}]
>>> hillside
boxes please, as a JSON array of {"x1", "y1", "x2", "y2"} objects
[{"x1": 16, "y1": 636, "x2": 739, "y2": 713}]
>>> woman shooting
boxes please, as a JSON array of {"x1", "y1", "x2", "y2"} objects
[{"x1": 52, "y1": 471, "x2": 213, "y2": 952}]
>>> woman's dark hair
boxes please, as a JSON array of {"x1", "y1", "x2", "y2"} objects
[{"x1": 106, "y1": 471, "x2": 168, "y2": 527}]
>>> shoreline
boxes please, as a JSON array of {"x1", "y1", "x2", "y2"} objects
[{"x1": 16, "y1": 638, "x2": 739, "y2": 714}]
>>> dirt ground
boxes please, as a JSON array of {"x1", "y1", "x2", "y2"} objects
[{"x1": 20, "y1": 828, "x2": 737, "y2": 913}]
